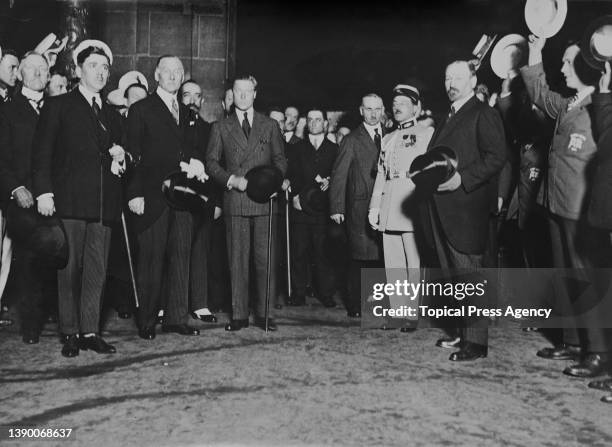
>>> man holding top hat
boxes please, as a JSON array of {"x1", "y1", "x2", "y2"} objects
[
  {"x1": 368, "y1": 84, "x2": 433, "y2": 330},
  {"x1": 31, "y1": 39, "x2": 125, "y2": 357},
  {"x1": 126, "y1": 55, "x2": 206, "y2": 340},
  {"x1": 420, "y1": 60, "x2": 506, "y2": 361},
  {"x1": 206, "y1": 74, "x2": 287, "y2": 331}
]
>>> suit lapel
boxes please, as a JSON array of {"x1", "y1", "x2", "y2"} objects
[
  {"x1": 72, "y1": 89, "x2": 106, "y2": 149},
  {"x1": 14, "y1": 93, "x2": 38, "y2": 123},
  {"x1": 226, "y1": 112, "x2": 248, "y2": 152},
  {"x1": 354, "y1": 124, "x2": 377, "y2": 182},
  {"x1": 431, "y1": 96, "x2": 479, "y2": 146},
  {"x1": 152, "y1": 93, "x2": 183, "y2": 141}
]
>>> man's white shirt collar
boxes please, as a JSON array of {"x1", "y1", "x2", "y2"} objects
[
  {"x1": 22, "y1": 86, "x2": 43, "y2": 102},
  {"x1": 363, "y1": 122, "x2": 383, "y2": 140},
  {"x1": 156, "y1": 86, "x2": 179, "y2": 114},
  {"x1": 451, "y1": 93, "x2": 474, "y2": 113},
  {"x1": 573, "y1": 86, "x2": 595, "y2": 107},
  {"x1": 235, "y1": 107, "x2": 254, "y2": 126},
  {"x1": 309, "y1": 133, "x2": 325, "y2": 149},
  {"x1": 284, "y1": 130, "x2": 294, "y2": 142},
  {"x1": 78, "y1": 84, "x2": 102, "y2": 108}
]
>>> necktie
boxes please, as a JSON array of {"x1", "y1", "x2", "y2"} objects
[
  {"x1": 448, "y1": 105, "x2": 456, "y2": 120},
  {"x1": 374, "y1": 128, "x2": 381, "y2": 152},
  {"x1": 30, "y1": 98, "x2": 44, "y2": 114},
  {"x1": 242, "y1": 112, "x2": 251, "y2": 138},
  {"x1": 171, "y1": 98, "x2": 180, "y2": 125},
  {"x1": 92, "y1": 97, "x2": 101, "y2": 116}
]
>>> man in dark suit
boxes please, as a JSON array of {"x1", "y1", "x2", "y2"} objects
[
  {"x1": 421, "y1": 60, "x2": 506, "y2": 361},
  {"x1": 284, "y1": 106, "x2": 302, "y2": 145},
  {"x1": 329, "y1": 93, "x2": 385, "y2": 318},
  {"x1": 127, "y1": 56, "x2": 204, "y2": 340},
  {"x1": 206, "y1": 75, "x2": 287, "y2": 331},
  {"x1": 0, "y1": 51, "x2": 51, "y2": 343},
  {"x1": 287, "y1": 107, "x2": 338, "y2": 307},
  {"x1": 31, "y1": 40, "x2": 125, "y2": 357},
  {"x1": 180, "y1": 79, "x2": 220, "y2": 324}
]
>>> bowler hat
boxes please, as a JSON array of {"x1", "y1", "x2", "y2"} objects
[
  {"x1": 5, "y1": 202, "x2": 68, "y2": 269},
  {"x1": 299, "y1": 184, "x2": 329, "y2": 216},
  {"x1": 245, "y1": 165, "x2": 283, "y2": 204},
  {"x1": 162, "y1": 171, "x2": 214, "y2": 213},
  {"x1": 409, "y1": 145, "x2": 458, "y2": 194},
  {"x1": 581, "y1": 15, "x2": 612, "y2": 70}
]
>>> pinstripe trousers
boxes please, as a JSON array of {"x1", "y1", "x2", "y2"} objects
[
  {"x1": 136, "y1": 208, "x2": 192, "y2": 328},
  {"x1": 58, "y1": 219, "x2": 111, "y2": 335},
  {"x1": 226, "y1": 214, "x2": 278, "y2": 320}
]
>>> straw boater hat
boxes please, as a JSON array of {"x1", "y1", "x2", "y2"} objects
[
  {"x1": 490, "y1": 34, "x2": 528, "y2": 79},
  {"x1": 581, "y1": 15, "x2": 612, "y2": 70},
  {"x1": 33, "y1": 33, "x2": 68, "y2": 67},
  {"x1": 107, "y1": 71, "x2": 149, "y2": 107},
  {"x1": 524, "y1": 0, "x2": 567, "y2": 38}
]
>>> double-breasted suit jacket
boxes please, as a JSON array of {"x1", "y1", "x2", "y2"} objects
[
  {"x1": 329, "y1": 123, "x2": 383, "y2": 260},
  {"x1": 369, "y1": 121, "x2": 434, "y2": 232}
]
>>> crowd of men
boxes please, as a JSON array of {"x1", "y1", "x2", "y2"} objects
[{"x1": 0, "y1": 31, "x2": 611, "y2": 404}]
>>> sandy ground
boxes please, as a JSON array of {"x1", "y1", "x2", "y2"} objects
[{"x1": 1, "y1": 299, "x2": 611, "y2": 447}]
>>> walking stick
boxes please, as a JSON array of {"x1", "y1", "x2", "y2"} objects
[
  {"x1": 265, "y1": 196, "x2": 274, "y2": 333},
  {"x1": 121, "y1": 212, "x2": 140, "y2": 308},
  {"x1": 285, "y1": 189, "x2": 291, "y2": 299}
]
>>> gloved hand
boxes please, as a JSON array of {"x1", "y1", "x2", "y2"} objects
[{"x1": 368, "y1": 208, "x2": 380, "y2": 230}]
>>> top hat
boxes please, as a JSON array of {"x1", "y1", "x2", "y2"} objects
[
  {"x1": 490, "y1": 34, "x2": 528, "y2": 79},
  {"x1": 299, "y1": 184, "x2": 329, "y2": 216},
  {"x1": 72, "y1": 39, "x2": 113, "y2": 66},
  {"x1": 162, "y1": 171, "x2": 214, "y2": 213},
  {"x1": 245, "y1": 165, "x2": 284, "y2": 204},
  {"x1": 524, "y1": 0, "x2": 567, "y2": 38},
  {"x1": 409, "y1": 145, "x2": 458, "y2": 194},
  {"x1": 581, "y1": 15, "x2": 612, "y2": 70},
  {"x1": 107, "y1": 71, "x2": 149, "y2": 107},
  {"x1": 5, "y1": 202, "x2": 68, "y2": 269}
]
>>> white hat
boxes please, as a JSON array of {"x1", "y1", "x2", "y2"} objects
[
  {"x1": 524, "y1": 0, "x2": 567, "y2": 38},
  {"x1": 34, "y1": 33, "x2": 68, "y2": 68},
  {"x1": 72, "y1": 39, "x2": 113, "y2": 66},
  {"x1": 107, "y1": 70, "x2": 148, "y2": 107},
  {"x1": 490, "y1": 34, "x2": 528, "y2": 79}
]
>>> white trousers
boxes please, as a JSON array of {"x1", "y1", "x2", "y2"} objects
[
  {"x1": 382, "y1": 232, "x2": 420, "y2": 319},
  {"x1": 0, "y1": 210, "x2": 13, "y2": 306}
]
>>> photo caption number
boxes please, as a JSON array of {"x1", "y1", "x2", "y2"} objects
[{"x1": 4, "y1": 427, "x2": 73, "y2": 439}]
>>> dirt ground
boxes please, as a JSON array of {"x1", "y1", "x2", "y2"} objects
[{"x1": 1, "y1": 299, "x2": 611, "y2": 447}]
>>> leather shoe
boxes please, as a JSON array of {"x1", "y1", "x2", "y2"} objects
[
  {"x1": 22, "y1": 331, "x2": 40, "y2": 344},
  {"x1": 602, "y1": 394, "x2": 612, "y2": 404},
  {"x1": 79, "y1": 335, "x2": 116, "y2": 354},
  {"x1": 588, "y1": 378, "x2": 612, "y2": 391},
  {"x1": 536, "y1": 343, "x2": 581, "y2": 360},
  {"x1": 347, "y1": 311, "x2": 361, "y2": 318},
  {"x1": 254, "y1": 317, "x2": 277, "y2": 331},
  {"x1": 190, "y1": 312, "x2": 218, "y2": 323},
  {"x1": 0, "y1": 308, "x2": 13, "y2": 326},
  {"x1": 61, "y1": 334, "x2": 79, "y2": 357},
  {"x1": 436, "y1": 336, "x2": 462, "y2": 349},
  {"x1": 225, "y1": 319, "x2": 249, "y2": 331},
  {"x1": 563, "y1": 354, "x2": 609, "y2": 378},
  {"x1": 161, "y1": 324, "x2": 200, "y2": 335},
  {"x1": 59, "y1": 333, "x2": 71, "y2": 344},
  {"x1": 449, "y1": 342, "x2": 488, "y2": 362},
  {"x1": 139, "y1": 326, "x2": 156, "y2": 340},
  {"x1": 118, "y1": 312, "x2": 132, "y2": 319}
]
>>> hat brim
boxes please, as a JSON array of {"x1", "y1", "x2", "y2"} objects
[
  {"x1": 162, "y1": 172, "x2": 213, "y2": 212},
  {"x1": 581, "y1": 15, "x2": 612, "y2": 70},
  {"x1": 490, "y1": 34, "x2": 527, "y2": 79},
  {"x1": 72, "y1": 39, "x2": 113, "y2": 66},
  {"x1": 525, "y1": 0, "x2": 567, "y2": 38},
  {"x1": 245, "y1": 165, "x2": 284, "y2": 204},
  {"x1": 300, "y1": 185, "x2": 329, "y2": 216}
]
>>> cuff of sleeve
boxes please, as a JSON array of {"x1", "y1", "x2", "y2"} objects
[
  {"x1": 37, "y1": 192, "x2": 54, "y2": 200},
  {"x1": 10, "y1": 186, "x2": 26, "y2": 197}
]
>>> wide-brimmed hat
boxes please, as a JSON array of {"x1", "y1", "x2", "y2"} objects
[
  {"x1": 5, "y1": 202, "x2": 68, "y2": 269},
  {"x1": 524, "y1": 0, "x2": 567, "y2": 38},
  {"x1": 107, "y1": 71, "x2": 149, "y2": 107},
  {"x1": 299, "y1": 184, "x2": 329, "y2": 216},
  {"x1": 581, "y1": 15, "x2": 612, "y2": 70},
  {"x1": 409, "y1": 145, "x2": 458, "y2": 194},
  {"x1": 161, "y1": 171, "x2": 214, "y2": 213},
  {"x1": 245, "y1": 165, "x2": 284, "y2": 204},
  {"x1": 490, "y1": 34, "x2": 528, "y2": 79}
]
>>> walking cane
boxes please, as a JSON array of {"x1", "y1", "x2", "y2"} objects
[
  {"x1": 285, "y1": 189, "x2": 291, "y2": 300},
  {"x1": 264, "y1": 196, "x2": 274, "y2": 333},
  {"x1": 121, "y1": 212, "x2": 140, "y2": 309}
]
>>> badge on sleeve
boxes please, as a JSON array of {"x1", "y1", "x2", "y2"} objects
[{"x1": 568, "y1": 133, "x2": 586, "y2": 152}]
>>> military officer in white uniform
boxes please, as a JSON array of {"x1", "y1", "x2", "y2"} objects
[{"x1": 368, "y1": 85, "x2": 433, "y2": 327}]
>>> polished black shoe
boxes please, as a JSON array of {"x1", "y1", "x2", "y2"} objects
[
  {"x1": 225, "y1": 319, "x2": 249, "y2": 331},
  {"x1": 0, "y1": 308, "x2": 13, "y2": 326},
  {"x1": 156, "y1": 315, "x2": 164, "y2": 325},
  {"x1": 602, "y1": 394, "x2": 612, "y2": 404},
  {"x1": 522, "y1": 327, "x2": 539, "y2": 332},
  {"x1": 139, "y1": 326, "x2": 156, "y2": 340},
  {"x1": 347, "y1": 311, "x2": 361, "y2": 318},
  {"x1": 563, "y1": 354, "x2": 609, "y2": 378},
  {"x1": 436, "y1": 336, "x2": 462, "y2": 349},
  {"x1": 588, "y1": 378, "x2": 612, "y2": 391},
  {"x1": 61, "y1": 335, "x2": 79, "y2": 357},
  {"x1": 45, "y1": 313, "x2": 58, "y2": 324},
  {"x1": 59, "y1": 333, "x2": 71, "y2": 344},
  {"x1": 22, "y1": 331, "x2": 40, "y2": 344},
  {"x1": 287, "y1": 296, "x2": 305, "y2": 306},
  {"x1": 190, "y1": 312, "x2": 218, "y2": 323},
  {"x1": 161, "y1": 324, "x2": 200, "y2": 336},
  {"x1": 449, "y1": 342, "x2": 488, "y2": 362},
  {"x1": 536, "y1": 343, "x2": 581, "y2": 360},
  {"x1": 118, "y1": 312, "x2": 132, "y2": 319},
  {"x1": 254, "y1": 317, "x2": 277, "y2": 331},
  {"x1": 79, "y1": 335, "x2": 116, "y2": 354},
  {"x1": 320, "y1": 297, "x2": 337, "y2": 308}
]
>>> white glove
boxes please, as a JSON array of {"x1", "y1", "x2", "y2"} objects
[
  {"x1": 129, "y1": 197, "x2": 145, "y2": 215},
  {"x1": 37, "y1": 195, "x2": 55, "y2": 216},
  {"x1": 227, "y1": 175, "x2": 248, "y2": 192},
  {"x1": 214, "y1": 206, "x2": 222, "y2": 220},
  {"x1": 292, "y1": 195, "x2": 302, "y2": 211},
  {"x1": 368, "y1": 208, "x2": 380, "y2": 230},
  {"x1": 180, "y1": 158, "x2": 209, "y2": 182},
  {"x1": 109, "y1": 144, "x2": 126, "y2": 177}
]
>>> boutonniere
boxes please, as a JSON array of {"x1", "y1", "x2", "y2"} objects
[{"x1": 189, "y1": 120, "x2": 196, "y2": 127}]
